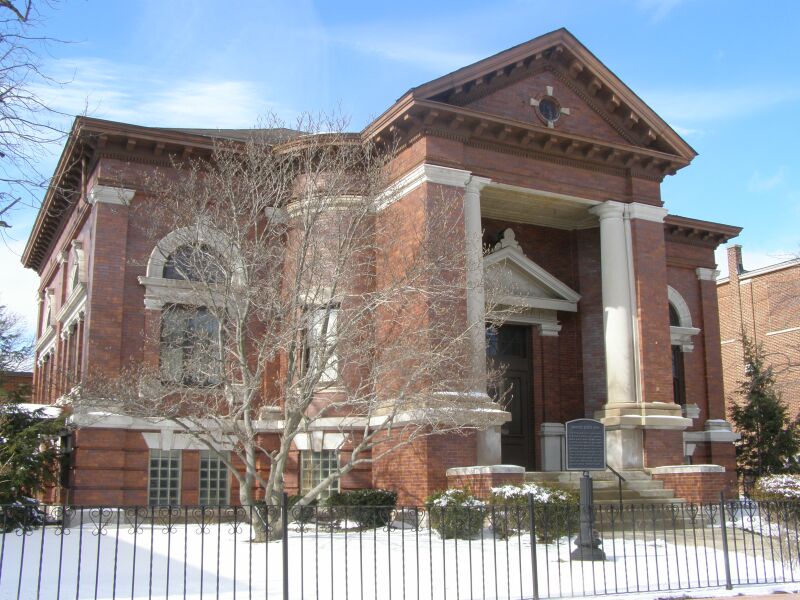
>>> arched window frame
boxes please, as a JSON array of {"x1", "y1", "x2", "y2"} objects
[
  {"x1": 138, "y1": 226, "x2": 243, "y2": 387},
  {"x1": 667, "y1": 286, "x2": 700, "y2": 352},
  {"x1": 138, "y1": 226, "x2": 244, "y2": 310}
]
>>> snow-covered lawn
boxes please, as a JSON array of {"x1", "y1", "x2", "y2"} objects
[{"x1": 1, "y1": 519, "x2": 798, "y2": 599}]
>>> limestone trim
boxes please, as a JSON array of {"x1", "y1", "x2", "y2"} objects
[
  {"x1": 87, "y1": 185, "x2": 136, "y2": 206},
  {"x1": 376, "y1": 163, "x2": 473, "y2": 210},
  {"x1": 667, "y1": 286, "x2": 701, "y2": 351},
  {"x1": 596, "y1": 401, "x2": 692, "y2": 431},
  {"x1": 286, "y1": 195, "x2": 365, "y2": 219},
  {"x1": 293, "y1": 432, "x2": 347, "y2": 452},
  {"x1": 484, "y1": 227, "x2": 581, "y2": 322},
  {"x1": 35, "y1": 325, "x2": 57, "y2": 360},
  {"x1": 650, "y1": 464, "x2": 725, "y2": 475},
  {"x1": 684, "y1": 428, "x2": 740, "y2": 445},
  {"x1": 627, "y1": 203, "x2": 668, "y2": 223},
  {"x1": 140, "y1": 225, "x2": 245, "y2": 310},
  {"x1": 141, "y1": 430, "x2": 235, "y2": 451},
  {"x1": 446, "y1": 465, "x2": 525, "y2": 477},
  {"x1": 57, "y1": 282, "x2": 87, "y2": 333},
  {"x1": 695, "y1": 267, "x2": 720, "y2": 282}
]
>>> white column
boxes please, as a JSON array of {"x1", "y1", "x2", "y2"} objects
[
  {"x1": 589, "y1": 201, "x2": 637, "y2": 406},
  {"x1": 463, "y1": 175, "x2": 500, "y2": 466},
  {"x1": 464, "y1": 175, "x2": 492, "y2": 388}
]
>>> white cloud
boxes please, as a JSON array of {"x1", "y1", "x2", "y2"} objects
[
  {"x1": 670, "y1": 125, "x2": 705, "y2": 138},
  {"x1": 636, "y1": 0, "x2": 687, "y2": 21},
  {"x1": 747, "y1": 167, "x2": 786, "y2": 193},
  {"x1": 0, "y1": 238, "x2": 40, "y2": 338},
  {"x1": 320, "y1": 26, "x2": 483, "y2": 74},
  {"x1": 33, "y1": 57, "x2": 293, "y2": 129},
  {"x1": 643, "y1": 86, "x2": 800, "y2": 124}
]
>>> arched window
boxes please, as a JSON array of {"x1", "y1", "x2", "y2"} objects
[
  {"x1": 669, "y1": 303, "x2": 681, "y2": 328},
  {"x1": 666, "y1": 286, "x2": 700, "y2": 406},
  {"x1": 163, "y1": 244, "x2": 224, "y2": 283},
  {"x1": 138, "y1": 226, "x2": 240, "y2": 387}
]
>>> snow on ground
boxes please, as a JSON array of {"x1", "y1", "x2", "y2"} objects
[{"x1": 1, "y1": 519, "x2": 799, "y2": 599}]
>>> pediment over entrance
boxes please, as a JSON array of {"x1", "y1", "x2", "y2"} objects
[
  {"x1": 484, "y1": 228, "x2": 580, "y2": 320},
  {"x1": 365, "y1": 29, "x2": 696, "y2": 180},
  {"x1": 411, "y1": 29, "x2": 694, "y2": 160}
]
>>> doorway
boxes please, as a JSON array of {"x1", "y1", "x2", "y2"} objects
[{"x1": 487, "y1": 324, "x2": 535, "y2": 470}]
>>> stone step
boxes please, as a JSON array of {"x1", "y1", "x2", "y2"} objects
[
  {"x1": 591, "y1": 479, "x2": 665, "y2": 491},
  {"x1": 525, "y1": 470, "x2": 654, "y2": 483},
  {"x1": 526, "y1": 470, "x2": 686, "y2": 507},
  {"x1": 593, "y1": 488, "x2": 675, "y2": 501}
]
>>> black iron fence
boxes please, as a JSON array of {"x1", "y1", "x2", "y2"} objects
[{"x1": 2, "y1": 495, "x2": 800, "y2": 599}]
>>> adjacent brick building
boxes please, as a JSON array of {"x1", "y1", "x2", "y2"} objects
[
  {"x1": 718, "y1": 245, "x2": 800, "y2": 417},
  {"x1": 22, "y1": 29, "x2": 741, "y2": 506}
]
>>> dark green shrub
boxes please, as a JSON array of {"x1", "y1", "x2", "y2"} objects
[
  {"x1": 489, "y1": 483, "x2": 578, "y2": 542},
  {"x1": 425, "y1": 488, "x2": 485, "y2": 539},
  {"x1": 325, "y1": 488, "x2": 397, "y2": 529}
]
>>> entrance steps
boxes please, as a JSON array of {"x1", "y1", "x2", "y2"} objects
[{"x1": 525, "y1": 470, "x2": 687, "y2": 506}]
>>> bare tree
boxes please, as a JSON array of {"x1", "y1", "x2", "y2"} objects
[
  {"x1": 0, "y1": 302, "x2": 31, "y2": 372},
  {"x1": 75, "y1": 115, "x2": 511, "y2": 539},
  {"x1": 0, "y1": 0, "x2": 66, "y2": 227}
]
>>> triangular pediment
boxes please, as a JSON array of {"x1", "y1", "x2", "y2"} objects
[
  {"x1": 407, "y1": 29, "x2": 694, "y2": 160},
  {"x1": 484, "y1": 229, "x2": 580, "y2": 313}
]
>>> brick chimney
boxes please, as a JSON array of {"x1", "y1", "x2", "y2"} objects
[{"x1": 727, "y1": 245, "x2": 744, "y2": 282}]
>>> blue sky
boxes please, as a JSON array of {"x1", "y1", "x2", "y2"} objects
[{"x1": 2, "y1": 0, "x2": 799, "y2": 332}]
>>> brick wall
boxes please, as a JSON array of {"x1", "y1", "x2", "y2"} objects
[
  {"x1": 652, "y1": 472, "x2": 735, "y2": 503},
  {"x1": 718, "y1": 247, "x2": 800, "y2": 418},
  {"x1": 446, "y1": 470, "x2": 525, "y2": 500}
]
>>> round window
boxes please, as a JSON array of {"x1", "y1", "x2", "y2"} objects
[{"x1": 538, "y1": 97, "x2": 560, "y2": 123}]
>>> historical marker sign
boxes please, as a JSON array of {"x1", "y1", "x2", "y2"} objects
[{"x1": 565, "y1": 419, "x2": 606, "y2": 471}]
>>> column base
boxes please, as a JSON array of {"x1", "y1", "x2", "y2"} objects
[
  {"x1": 476, "y1": 427, "x2": 502, "y2": 465},
  {"x1": 540, "y1": 422, "x2": 566, "y2": 471},
  {"x1": 597, "y1": 403, "x2": 692, "y2": 470}
]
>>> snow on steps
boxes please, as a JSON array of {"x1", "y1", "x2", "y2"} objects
[{"x1": 525, "y1": 469, "x2": 687, "y2": 506}]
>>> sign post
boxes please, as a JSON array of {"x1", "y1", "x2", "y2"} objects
[{"x1": 566, "y1": 418, "x2": 606, "y2": 561}]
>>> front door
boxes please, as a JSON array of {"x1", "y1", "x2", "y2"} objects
[{"x1": 487, "y1": 325, "x2": 534, "y2": 470}]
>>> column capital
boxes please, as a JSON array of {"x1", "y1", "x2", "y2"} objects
[
  {"x1": 696, "y1": 267, "x2": 720, "y2": 281},
  {"x1": 465, "y1": 174, "x2": 492, "y2": 194},
  {"x1": 589, "y1": 200, "x2": 625, "y2": 220},
  {"x1": 626, "y1": 202, "x2": 668, "y2": 223}
]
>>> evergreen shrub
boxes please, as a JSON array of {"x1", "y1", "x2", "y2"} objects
[
  {"x1": 425, "y1": 488, "x2": 485, "y2": 539},
  {"x1": 489, "y1": 483, "x2": 578, "y2": 542},
  {"x1": 325, "y1": 488, "x2": 397, "y2": 529}
]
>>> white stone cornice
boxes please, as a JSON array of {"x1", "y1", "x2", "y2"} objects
[
  {"x1": 376, "y1": 163, "x2": 474, "y2": 210},
  {"x1": 695, "y1": 267, "x2": 720, "y2": 281},
  {"x1": 88, "y1": 185, "x2": 136, "y2": 206},
  {"x1": 588, "y1": 200, "x2": 625, "y2": 220},
  {"x1": 286, "y1": 195, "x2": 365, "y2": 219},
  {"x1": 626, "y1": 202, "x2": 668, "y2": 223}
]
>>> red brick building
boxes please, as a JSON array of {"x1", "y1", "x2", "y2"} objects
[
  {"x1": 22, "y1": 29, "x2": 741, "y2": 506},
  {"x1": 718, "y1": 245, "x2": 800, "y2": 417},
  {"x1": 0, "y1": 371, "x2": 33, "y2": 401}
]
